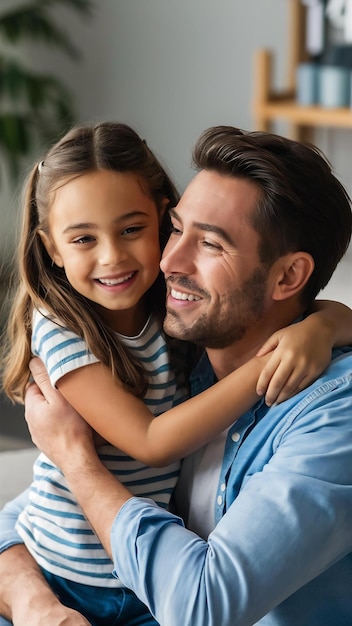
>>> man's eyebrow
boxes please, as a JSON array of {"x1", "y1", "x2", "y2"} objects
[
  {"x1": 169, "y1": 208, "x2": 180, "y2": 221},
  {"x1": 170, "y1": 208, "x2": 234, "y2": 246},
  {"x1": 193, "y1": 221, "x2": 234, "y2": 246}
]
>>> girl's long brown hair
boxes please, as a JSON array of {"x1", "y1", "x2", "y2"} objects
[{"x1": 2, "y1": 122, "x2": 184, "y2": 402}]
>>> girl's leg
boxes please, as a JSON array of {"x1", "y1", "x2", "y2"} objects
[{"x1": 42, "y1": 569, "x2": 158, "y2": 625}]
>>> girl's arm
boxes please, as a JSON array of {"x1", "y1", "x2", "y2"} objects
[
  {"x1": 55, "y1": 298, "x2": 352, "y2": 468},
  {"x1": 56, "y1": 354, "x2": 265, "y2": 467},
  {"x1": 256, "y1": 300, "x2": 352, "y2": 406},
  {"x1": 311, "y1": 300, "x2": 352, "y2": 346}
]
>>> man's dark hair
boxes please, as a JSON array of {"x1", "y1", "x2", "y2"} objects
[{"x1": 193, "y1": 126, "x2": 352, "y2": 305}]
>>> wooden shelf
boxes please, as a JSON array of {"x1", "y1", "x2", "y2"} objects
[
  {"x1": 252, "y1": 1, "x2": 352, "y2": 140},
  {"x1": 256, "y1": 101, "x2": 352, "y2": 128}
]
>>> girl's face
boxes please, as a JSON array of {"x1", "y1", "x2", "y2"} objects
[{"x1": 40, "y1": 169, "x2": 162, "y2": 335}]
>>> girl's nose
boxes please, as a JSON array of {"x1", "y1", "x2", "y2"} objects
[{"x1": 99, "y1": 240, "x2": 127, "y2": 266}]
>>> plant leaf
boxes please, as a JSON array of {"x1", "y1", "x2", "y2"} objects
[
  {"x1": 0, "y1": 0, "x2": 93, "y2": 183},
  {"x1": 0, "y1": 2, "x2": 91, "y2": 58}
]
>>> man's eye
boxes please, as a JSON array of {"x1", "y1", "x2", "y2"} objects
[
  {"x1": 202, "y1": 240, "x2": 221, "y2": 250},
  {"x1": 170, "y1": 224, "x2": 182, "y2": 235}
]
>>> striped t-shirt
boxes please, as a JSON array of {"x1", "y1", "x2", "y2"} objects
[{"x1": 16, "y1": 309, "x2": 187, "y2": 587}]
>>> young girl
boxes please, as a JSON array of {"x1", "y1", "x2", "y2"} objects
[{"x1": 2, "y1": 122, "x2": 352, "y2": 626}]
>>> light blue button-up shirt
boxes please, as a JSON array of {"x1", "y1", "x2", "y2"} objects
[{"x1": 111, "y1": 346, "x2": 352, "y2": 625}]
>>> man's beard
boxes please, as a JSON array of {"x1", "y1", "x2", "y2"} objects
[{"x1": 164, "y1": 267, "x2": 268, "y2": 349}]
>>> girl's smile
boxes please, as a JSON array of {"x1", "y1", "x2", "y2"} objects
[
  {"x1": 93, "y1": 271, "x2": 138, "y2": 294},
  {"x1": 94, "y1": 272, "x2": 136, "y2": 286},
  {"x1": 39, "y1": 169, "x2": 162, "y2": 335}
]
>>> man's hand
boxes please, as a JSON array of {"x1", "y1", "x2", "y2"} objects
[
  {"x1": 25, "y1": 357, "x2": 132, "y2": 559},
  {"x1": 1, "y1": 545, "x2": 91, "y2": 626},
  {"x1": 25, "y1": 358, "x2": 94, "y2": 470},
  {"x1": 13, "y1": 598, "x2": 92, "y2": 626}
]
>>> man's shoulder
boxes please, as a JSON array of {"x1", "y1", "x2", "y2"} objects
[
  {"x1": 327, "y1": 345, "x2": 352, "y2": 377},
  {"x1": 316, "y1": 345, "x2": 352, "y2": 401},
  {"x1": 277, "y1": 346, "x2": 352, "y2": 429},
  {"x1": 189, "y1": 352, "x2": 215, "y2": 396}
]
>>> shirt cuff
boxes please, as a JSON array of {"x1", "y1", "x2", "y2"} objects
[
  {"x1": 0, "y1": 491, "x2": 29, "y2": 554},
  {"x1": 111, "y1": 496, "x2": 184, "y2": 586}
]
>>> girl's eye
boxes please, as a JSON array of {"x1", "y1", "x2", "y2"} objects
[
  {"x1": 73, "y1": 235, "x2": 95, "y2": 245},
  {"x1": 121, "y1": 226, "x2": 143, "y2": 236}
]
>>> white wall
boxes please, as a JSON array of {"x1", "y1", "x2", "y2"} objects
[
  {"x1": 37, "y1": 0, "x2": 287, "y2": 188},
  {"x1": 1, "y1": 0, "x2": 351, "y2": 304}
]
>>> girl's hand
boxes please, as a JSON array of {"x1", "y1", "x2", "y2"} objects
[{"x1": 256, "y1": 316, "x2": 333, "y2": 406}]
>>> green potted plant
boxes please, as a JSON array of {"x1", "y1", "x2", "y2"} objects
[
  {"x1": 0, "y1": 0, "x2": 93, "y2": 330},
  {"x1": 0, "y1": 0, "x2": 93, "y2": 180}
]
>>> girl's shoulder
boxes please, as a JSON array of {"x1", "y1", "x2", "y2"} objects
[
  {"x1": 31, "y1": 307, "x2": 99, "y2": 387},
  {"x1": 32, "y1": 307, "x2": 68, "y2": 332},
  {"x1": 32, "y1": 307, "x2": 85, "y2": 355}
]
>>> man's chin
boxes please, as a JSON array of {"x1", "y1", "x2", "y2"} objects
[
  {"x1": 163, "y1": 315, "x2": 208, "y2": 347},
  {"x1": 163, "y1": 316, "x2": 185, "y2": 339}
]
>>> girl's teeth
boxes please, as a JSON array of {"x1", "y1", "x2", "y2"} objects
[
  {"x1": 171, "y1": 288, "x2": 200, "y2": 301},
  {"x1": 99, "y1": 273, "x2": 134, "y2": 285}
]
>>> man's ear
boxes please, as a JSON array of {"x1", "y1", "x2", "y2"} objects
[
  {"x1": 38, "y1": 230, "x2": 64, "y2": 268},
  {"x1": 272, "y1": 252, "x2": 315, "y2": 301}
]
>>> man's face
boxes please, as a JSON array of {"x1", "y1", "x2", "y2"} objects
[{"x1": 160, "y1": 170, "x2": 269, "y2": 348}]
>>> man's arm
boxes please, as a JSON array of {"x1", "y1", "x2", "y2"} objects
[
  {"x1": 0, "y1": 545, "x2": 92, "y2": 626},
  {"x1": 0, "y1": 467, "x2": 92, "y2": 625},
  {"x1": 106, "y1": 367, "x2": 352, "y2": 625},
  {"x1": 0, "y1": 545, "x2": 89, "y2": 626},
  {"x1": 24, "y1": 363, "x2": 130, "y2": 558},
  {"x1": 0, "y1": 491, "x2": 51, "y2": 623}
]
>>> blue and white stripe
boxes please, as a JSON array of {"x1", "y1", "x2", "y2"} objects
[{"x1": 16, "y1": 310, "x2": 187, "y2": 587}]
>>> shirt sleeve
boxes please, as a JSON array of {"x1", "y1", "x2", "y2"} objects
[
  {"x1": 111, "y1": 376, "x2": 352, "y2": 625},
  {"x1": 32, "y1": 309, "x2": 99, "y2": 387},
  {"x1": 0, "y1": 489, "x2": 30, "y2": 553}
]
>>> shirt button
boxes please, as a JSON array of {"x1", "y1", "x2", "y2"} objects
[
  {"x1": 231, "y1": 431, "x2": 241, "y2": 442},
  {"x1": 217, "y1": 495, "x2": 223, "y2": 505},
  {"x1": 220, "y1": 483, "x2": 226, "y2": 492}
]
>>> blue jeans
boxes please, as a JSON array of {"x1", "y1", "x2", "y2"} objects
[{"x1": 0, "y1": 569, "x2": 158, "y2": 626}]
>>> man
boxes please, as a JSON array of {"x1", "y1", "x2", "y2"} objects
[{"x1": 2, "y1": 126, "x2": 352, "y2": 625}]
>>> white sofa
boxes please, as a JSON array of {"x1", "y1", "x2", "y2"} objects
[{"x1": 0, "y1": 447, "x2": 38, "y2": 509}]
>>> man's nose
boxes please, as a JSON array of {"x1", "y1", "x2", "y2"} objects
[{"x1": 160, "y1": 236, "x2": 193, "y2": 275}]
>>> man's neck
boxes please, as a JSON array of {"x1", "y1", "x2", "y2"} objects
[
  {"x1": 207, "y1": 307, "x2": 304, "y2": 380},
  {"x1": 207, "y1": 342, "x2": 261, "y2": 380}
]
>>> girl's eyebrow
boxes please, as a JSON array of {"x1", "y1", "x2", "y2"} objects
[
  {"x1": 63, "y1": 222, "x2": 95, "y2": 233},
  {"x1": 62, "y1": 211, "x2": 151, "y2": 234}
]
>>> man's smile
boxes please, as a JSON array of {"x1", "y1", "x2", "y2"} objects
[{"x1": 170, "y1": 288, "x2": 201, "y2": 302}]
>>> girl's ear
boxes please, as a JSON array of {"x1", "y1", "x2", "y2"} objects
[
  {"x1": 37, "y1": 230, "x2": 64, "y2": 268},
  {"x1": 272, "y1": 252, "x2": 315, "y2": 301}
]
